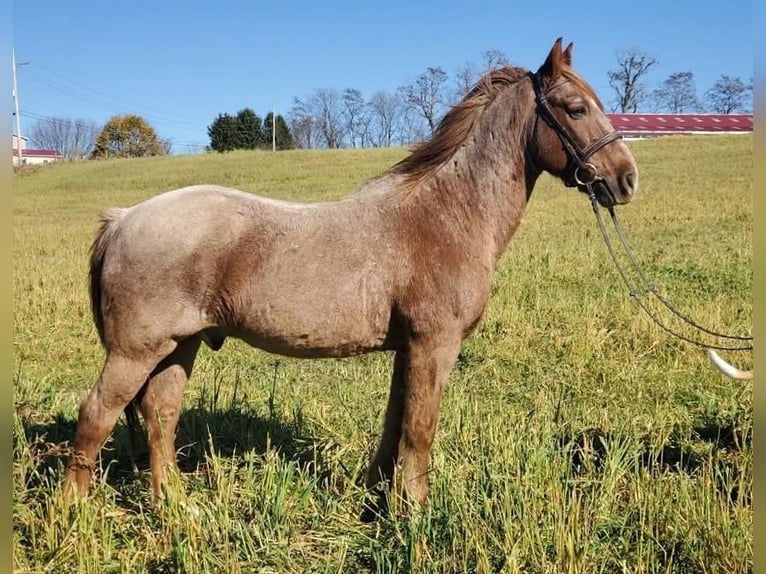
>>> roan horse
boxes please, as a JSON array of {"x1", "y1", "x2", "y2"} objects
[{"x1": 63, "y1": 38, "x2": 638, "y2": 516}]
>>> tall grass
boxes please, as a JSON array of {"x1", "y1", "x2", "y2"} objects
[{"x1": 13, "y1": 135, "x2": 751, "y2": 572}]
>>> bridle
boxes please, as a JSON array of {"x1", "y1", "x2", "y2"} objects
[
  {"x1": 528, "y1": 71, "x2": 623, "y2": 190},
  {"x1": 527, "y1": 72, "x2": 752, "y2": 353}
]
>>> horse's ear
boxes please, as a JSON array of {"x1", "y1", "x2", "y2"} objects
[
  {"x1": 538, "y1": 37, "x2": 564, "y2": 81},
  {"x1": 563, "y1": 41, "x2": 573, "y2": 66}
]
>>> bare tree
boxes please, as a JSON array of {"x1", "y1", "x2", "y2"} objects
[
  {"x1": 607, "y1": 48, "x2": 659, "y2": 112},
  {"x1": 28, "y1": 116, "x2": 99, "y2": 160},
  {"x1": 651, "y1": 71, "x2": 700, "y2": 113},
  {"x1": 451, "y1": 49, "x2": 511, "y2": 105},
  {"x1": 342, "y1": 88, "x2": 371, "y2": 148},
  {"x1": 480, "y1": 49, "x2": 510, "y2": 72},
  {"x1": 402, "y1": 66, "x2": 448, "y2": 136},
  {"x1": 160, "y1": 138, "x2": 173, "y2": 155},
  {"x1": 288, "y1": 97, "x2": 318, "y2": 149},
  {"x1": 369, "y1": 90, "x2": 404, "y2": 147},
  {"x1": 308, "y1": 88, "x2": 345, "y2": 148},
  {"x1": 704, "y1": 75, "x2": 753, "y2": 113},
  {"x1": 452, "y1": 63, "x2": 479, "y2": 105},
  {"x1": 396, "y1": 88, "x2": 429, "y2": 145}
]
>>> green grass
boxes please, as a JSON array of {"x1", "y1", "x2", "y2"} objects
[{"x1": 13, "y1": 136, "x2": 752, "y2": 573}]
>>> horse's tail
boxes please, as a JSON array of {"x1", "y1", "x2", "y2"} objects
[
  {"x1": 89, "y1": 207, "x2": 128, "y2": 346},
  {"x1": 89, "y1": 208, "x2": 144, "y2": 452}
]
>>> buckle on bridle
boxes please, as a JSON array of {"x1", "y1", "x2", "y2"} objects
[{"x1": 573, "y1": 162, "x2": 599, "y2": 186}]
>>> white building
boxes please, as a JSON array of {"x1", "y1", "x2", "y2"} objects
[{"x1": 12, "y1": 134, "x2": 63, "y2": 166}]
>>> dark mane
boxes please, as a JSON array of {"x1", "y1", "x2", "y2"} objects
[{"x1": 390, "y1": 66, "x2": 530, "y2": 189}]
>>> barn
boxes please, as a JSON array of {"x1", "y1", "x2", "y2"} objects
[{"x1": 606, "y1": 113, "x2": 753, "y2": 138}]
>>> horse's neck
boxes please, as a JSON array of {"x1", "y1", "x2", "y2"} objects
[{"x1": 417, "y1": 111, "x2": 537, "y2": 264}]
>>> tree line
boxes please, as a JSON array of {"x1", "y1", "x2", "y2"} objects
[
  {"x1": 606, "y1": 48, "x2": 752, "y2": 114},
  {"x1": 27, "y1": 114, "x2": 170, "y2": 160},
  {"x1": 207, "y1": 108, "x2": 294, "y2": 152},
  {"x1": 27, "y1": 47, "x2": 752, "y2": 158}
]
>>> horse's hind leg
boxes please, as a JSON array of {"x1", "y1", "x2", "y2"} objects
[
  {"x1": 63, "y1": 345, "x2": 174, "y2": 498},
  {"x1": 138, "y1": 337, "x2": 201, "y2": 501}
]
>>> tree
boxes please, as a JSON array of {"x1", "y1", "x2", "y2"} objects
[
  {"x1": 236, "y1": 108, "x2": 263, "y2": 149},
  {"x1": 452, "y1": 63, "x2": 479, "y2": 105},
  {"x1": 207, "y1": 108, "x2": 265, "y2": 152},
  {"x1": 704, "y1": 75, "x2": 752, "y2": 113},
  {"x1": 91, "y1": 115, "x2": 166, "y2": 159},
  {"x1": 263, "y1": 111, "x2": 294, "y2": 150},
  {"x1": 207, "y1": 112, "x2": 242, "y2": 152},
  {"x1": 480, "y1": 49, "x2": 510, "y2": 72},
  {"x1": 397, "y1": 88, "x2": 429, "y2": 145},
  {"x1": 607, "y1": 48, "x2": 659, "y2": 112},
  {"x1": 28, "y1": 116, "x2": 98, "y2": 160},
  {"x1": 452, "y1": 49, "x2": 511, "y2": 104},
  {"x1": 288, "y1": 90, "x2": 346, "y2": 149},
  {"x1": 368, "y1": 90, "x2": 403, "y2": 147},
  {"x1": 288, "y1": 97, "x2": 317, "y2": 149},
  {"x1": 309, "y1": 88, "x2": 346, "y2": 148},
  {"x1": 652, "y1": 71, "x2": 700, "y2": 113},
  {"x1": 342, "y1": 88, "x2": 371, "y2": 148},
  {"x1": 402, "y1": 66, "x2": 448, "y2": 136}
]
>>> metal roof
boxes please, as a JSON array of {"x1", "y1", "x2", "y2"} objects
[
  {"x1": 606, "y1": 114, "x2": 753, "y2": 137},
  {"x1": 13, "y1": 149, "x2": 63, "y2": 158}
]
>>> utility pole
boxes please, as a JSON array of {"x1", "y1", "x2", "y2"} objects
[
  {"x1": 12, "y1": 49, "x2": 23, "y2": 166},
  {"x1": 272, "y1": 104, "x2": 276, "y2": 152}
]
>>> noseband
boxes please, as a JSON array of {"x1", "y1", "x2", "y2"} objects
[{"x1": 529, "y1": 72, "x2": 623, "y2": 187}]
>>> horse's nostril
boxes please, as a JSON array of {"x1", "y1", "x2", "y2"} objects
[{"x1": 622, "y1": 171, "x2": 637, "y2": 194}]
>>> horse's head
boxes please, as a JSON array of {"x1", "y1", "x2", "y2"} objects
[{"x1": 528, "y1": 38, "x2": 638, "y2": 208}]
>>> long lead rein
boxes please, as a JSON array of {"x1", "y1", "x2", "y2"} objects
[{"x1": 586, "y1": 185, "x2": 752, "y2": 352}]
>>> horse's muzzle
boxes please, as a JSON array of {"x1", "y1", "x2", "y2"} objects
[{"x1": 581, "y1": 171, "x2": 637, "y2": 207}]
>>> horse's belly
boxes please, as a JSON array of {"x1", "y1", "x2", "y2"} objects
[{"x1": 234, "y1": 292, "x2": 395, "y2": 358}]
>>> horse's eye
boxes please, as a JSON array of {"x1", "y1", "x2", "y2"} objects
[{"x1": 568, "y1": 105, "x2": 588, "y2": 119}]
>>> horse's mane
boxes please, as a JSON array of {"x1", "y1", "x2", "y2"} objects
[
  {"x1": 389, "y1": 64, "x2": 602, "y2": 192},
  {"x1": 389, "y1": 66, "x2": 529, "y2": 190}
]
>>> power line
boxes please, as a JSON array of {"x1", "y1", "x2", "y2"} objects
[{"x1": 20, "y1": 64, "x2": 203, "y2": 130}]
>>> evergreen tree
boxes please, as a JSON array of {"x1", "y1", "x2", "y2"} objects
[
  {"x1": 207, "y1": 113, "x2": 242, "y2": 152},
  {"x1": 264, "y1": 112, "x2": 294, "y2": 150},
  {"x1": 236, "y1": 108, "x2": 263, "y2": 149}
]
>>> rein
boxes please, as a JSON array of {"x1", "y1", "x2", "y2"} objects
[
  {"x1": 586, "y1": 187, "x2": 752, "y2": 352},
  {"x1": 530, "y1": 72, "x2": 752, "y2": 353}
]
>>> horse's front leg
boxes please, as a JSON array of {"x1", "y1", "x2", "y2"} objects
[
  {"x1": 362, "y1": 333, "x2": 461, "y2": 520},
  {"x1": 397, "y1": 334, "x2": 462, "y2": 507},
  {"x1": 363, "y1": 350, "x2": 408, "y2": 520}
]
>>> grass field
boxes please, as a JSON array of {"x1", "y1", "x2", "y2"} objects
[{"x1": 13, "y1": 135, "x2": 752, "y2": 573}]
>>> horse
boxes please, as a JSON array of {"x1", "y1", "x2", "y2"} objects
[{"x1": 63, "y1": 38, "x2": 638, "y2": 518}]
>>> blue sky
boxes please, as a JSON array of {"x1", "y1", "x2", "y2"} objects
[{"x1": 12, "y1": 0, "x2": 752, "y2": 153}]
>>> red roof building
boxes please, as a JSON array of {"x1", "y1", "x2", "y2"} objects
[
  {"x1": 606, "y1": 114, "x2": 753, "y2": 138},
  {"x1": 12, "y1": 134, "x2": 63, "y2": 166},
  {"x1": 13, "y1": 148, "x2": 63, "y2": 163}
]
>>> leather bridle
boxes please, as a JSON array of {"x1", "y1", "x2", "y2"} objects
[{"x1": 528, "y1": 72, "x2": 623, "y2": 189}]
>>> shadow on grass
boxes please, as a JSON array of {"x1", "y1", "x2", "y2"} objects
[
  {"x1": 17, "y1": 403, "x2": 331, "y2": 498},
  {"x1": 557, "y1": 421, "x2": 751, "y2": 505}
]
